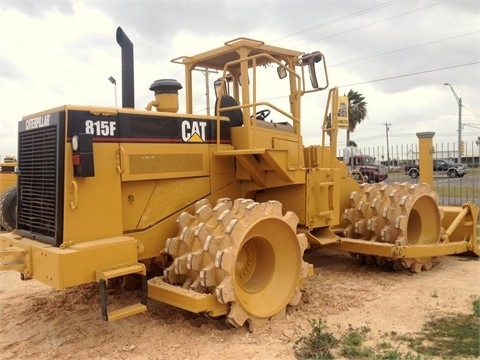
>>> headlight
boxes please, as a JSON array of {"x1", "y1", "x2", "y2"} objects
[{"x1": 72, "y1": 135, "x2": 79, "y2": 151}]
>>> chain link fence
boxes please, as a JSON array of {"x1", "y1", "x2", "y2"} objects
[{"x1": 340, "y1": 140, "x2": 480, "y2": 207}]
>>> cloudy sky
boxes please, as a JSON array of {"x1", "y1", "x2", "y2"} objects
[{"x1": 0, "y1": 0, "x2": 479, "y2": 160}]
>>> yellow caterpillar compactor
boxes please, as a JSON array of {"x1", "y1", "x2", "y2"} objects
[
  {"x1": 0, "y1": 28, "x2": 478, "y2": 331},
  {"x1": 0, "y1": 156, "x2": 17, "y2": 231}
]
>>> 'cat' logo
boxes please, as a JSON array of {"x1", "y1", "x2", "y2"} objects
[{"x1": 181, "y1": 120, "x2": 207, "y2": 142}]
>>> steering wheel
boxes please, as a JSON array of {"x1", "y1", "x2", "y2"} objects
[{"x1": 254, "y1": 109, "x2": 271, "y2": 121}]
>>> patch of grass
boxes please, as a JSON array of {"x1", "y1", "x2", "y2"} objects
[
  {"x1": 294, "y1": 322, "x2": 428, "y2": 360},
  {"x1": 339, "y1": 324, "x2": 374, "y2": 359},
  {"x1": 372, "y1": 341, "x2": 426, "y2": 360},
  {"x1": 392, "y1": 296, "x2": 480, "y2": 359},
  {"x1": 434, "y1": 185, "x2": 478, "y2": 198},
  {"x1": 295, "y1": 298, "x2": 480, "y2": 360},
  {"x1": 472, "y1": 295, "x2": 480, "y2": 317},
  {"x1": 294, "y1": 319, "x2": 338, "y2": 360},
  {"x1": 397, "y1": 313, "x2": 480, "y2": 358}
]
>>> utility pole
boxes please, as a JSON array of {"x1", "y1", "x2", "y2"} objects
[
  {"x1": 384, "y1": 122, "x2": 391, "y2": 171},
  {"x1": 193, "y1": 68, "x2": 218, "y2": 115},
  {"x1": 444, "y1": 83, "x2": 462, "y2": 164}
]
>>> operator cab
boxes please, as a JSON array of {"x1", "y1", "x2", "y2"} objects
[{"x1": 173, "y1": 37, "x2": 328, "y2": 149}]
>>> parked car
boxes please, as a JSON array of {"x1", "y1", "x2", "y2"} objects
[{"x1": 404, "y1": 159, "x2": 468, "y2": 179}]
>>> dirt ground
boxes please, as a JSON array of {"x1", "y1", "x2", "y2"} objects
[{"x1": 1, "y1": 248, "x2": 479, "y2": 360}]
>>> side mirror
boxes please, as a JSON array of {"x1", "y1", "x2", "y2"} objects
[
  {"x1": 277, "y1": 66, "x2": 287, "y2": 79},
  {"x1": 301, "y1": 51, "x2": 323, "y2": 89}
]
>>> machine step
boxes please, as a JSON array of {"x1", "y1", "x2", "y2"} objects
[
  {"x1": 105, "y1": 303, "x2": 147, "y2": 322},
  {"x1": 96, "y1": 263, "x2": 148, "y2": 322},
  {"x1": 148, "y1": 276, "x2": 228, "y2": 317},
  {"x1": 95, "y1": 263, "x2": 146, "y2": 281},
  {"x1": 0, "y1": 246, "x2": 27, "y2": 272}
]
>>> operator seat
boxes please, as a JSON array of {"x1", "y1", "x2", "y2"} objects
[{"x1": 215, "y1": 95, "x2": 243, "y2": 127}]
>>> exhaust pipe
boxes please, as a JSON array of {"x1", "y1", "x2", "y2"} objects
[{"x1": 116, "y1": 27, "x2": 134, "y2": 108}]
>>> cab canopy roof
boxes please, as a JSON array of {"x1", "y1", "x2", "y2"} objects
[{"x1": 172, "y1": 37, "x2": 304, "y2": 71}]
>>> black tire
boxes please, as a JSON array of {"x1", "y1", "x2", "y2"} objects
[
  {"x1": 448, "y1": 170, "x2": 457, "y2": 178},
  {"x1": 410, "y1": 170, "x2": 419, "y2": 179},
  {"x1": 0, "y1": 186, "x2": 17, "y2": 231},
  {"x1": 361, "y1": 173, "x2": 370, "y2": 183}
]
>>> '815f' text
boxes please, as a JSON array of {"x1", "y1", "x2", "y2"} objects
[{"x1": 85, "y1": 120, "x2": 117, "y2": 136}]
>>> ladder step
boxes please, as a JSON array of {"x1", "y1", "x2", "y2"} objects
[
  {"x1": 106, "y1": 303, "x2": 147, "y2": 322},
  {"x1": 148, "y1": 276, "x2": 228, "y2": 317},
  {"x1": 0, "y1": 246, "x2": 26, "y2": 257},
  {"x1": 0, "y1": 246, "x2": 27, "y2": 272},
  {"x1": 95, "y1": 263, "x2": 146, "y2": 281},
  {"x1": 0, "y1": 263, "x2": 26, "y2": 272},
  {"x1": 99, "y1": 272, "x2": 148, "y2": 322}
]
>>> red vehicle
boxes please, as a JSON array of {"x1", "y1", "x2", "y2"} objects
[{"x1": 346, "y1": 155, "x2": 388, "y2": 183}]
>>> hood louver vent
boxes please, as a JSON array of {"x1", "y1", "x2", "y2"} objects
[{"x1": 17, "y1": 125, "x2": 61, "y2": 245}]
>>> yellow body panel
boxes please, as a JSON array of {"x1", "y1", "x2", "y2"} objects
[
  {"x1": 0, "y1": 160, "x2": 17, "y2": 194},
  {"x1": 120, "y1": 143, "x2": 210, "y2": 181},
  {"x1": 0, "y1": 173, "x2": 16, "y2": 194},
  {"x1": 63, "y1": 142, "x2": 124, "y2": 243},
  {"x1": 122, "y1": 177, "x2": 210, "y2": 231},
  {"x1": 0, "y1": 233, "x2": 138, "y2": 289}
]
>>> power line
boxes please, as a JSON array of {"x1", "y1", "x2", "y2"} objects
[
  {"x1": 295, "y1": 0, "x2": 451, "y2": 48},
  {"x1": 138, "y1": 1, "x2": 478, "y2": 120},
  {"x1": 330, "y1": 31, "x2": 478, "y2": 68},
  {"x1": 151, "y1": 1, "x2": 474, "y2": 95},
  {"x1": 339, "y1": 61, "x2": 479, "y2": 88},
  {"x1": 274, "y1": 0, "x2": 400, "y2": 42},
  {"x1": 214, "y1": 60, "x2": 478, "y2": 112}
]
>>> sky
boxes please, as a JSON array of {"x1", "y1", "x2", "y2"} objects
[{"x1": 0, "y1": 0, "x2": 479, "y2": 161}]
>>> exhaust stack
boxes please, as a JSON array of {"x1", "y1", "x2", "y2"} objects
[{"x1": 116, "y1": 27, "x2": 134, "y2": 108}]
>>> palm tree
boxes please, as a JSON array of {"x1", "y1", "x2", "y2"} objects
[{"x1": 345, "y1": 89, "x2": 367, "y2": 144}]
